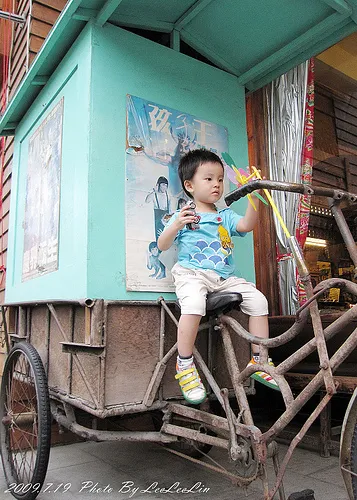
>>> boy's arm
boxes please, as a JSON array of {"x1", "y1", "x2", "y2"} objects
[
  {"x1": 236, "y1": 194, "x2": 260, "y2": 233},
  {"x1": 157, "y1": 204, "x2": 196, "y2": 251}
]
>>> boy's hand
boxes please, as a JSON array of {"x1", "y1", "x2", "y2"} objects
[{"x1": 174, "y1": 204, "x2": 197, "y2": 230}]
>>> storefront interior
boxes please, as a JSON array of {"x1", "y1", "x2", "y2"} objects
[{"x1": 307, "y1": 33, "x2": 357, "y2": 310}]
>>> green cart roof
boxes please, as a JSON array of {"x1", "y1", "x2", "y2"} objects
[{"x1": 1, "y1": 0, "x2": 357, "y2": 135}]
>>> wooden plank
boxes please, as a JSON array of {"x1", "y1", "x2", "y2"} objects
[
  {"x1": 315, "y1": 92, "x2": 335, "y2": 114},
  {"x1": 2, "y1": 196, "x2": 11, "y2": 218},
  {"x1": 32, "y1": 3, "x2": 61, "y2": 25},
  {"x1": 13, "y1": 3, "x2": 30, "y2": 45},
  {"x1": 2, "y1": 179, "x2": 12, "y2": 200},
  {"x1": 336, "y1": 118, "x2": 357, "y2": 139},
  {"x1": 1, "y1": 213, "x2": 10, "y2": 234},
  {"x1": 312, "y1": 169, "x2": 345, "y2": 188},
  {"x1": 10, "y1": 54, "x2": 27, "y2": 91},
  {"x1": 30, "y1": 18, "x2": 53, "y2": 39},
  {"x1": 9, "y1": 65, "x2": 28, "y2": 100},
  {"x1": 0, "y1": 232, "x2": 9, "y2": 253},
  {"x1": 29, "y1": 51, "x2": 37, "y2": 65},
  {"x1": 246, "y1": 90, "x2": 280, "y2": 316},
  {"x1": 29, "y1": 34, "x2": 45, "y2": 54},
  {"x1": 286, "y1": 372, "x2": 357, "y2": 394},
  {"x1": 3, "y1": 164, "x2": 12, "y2": 187},
  {"x1": 338, "y1": 143, "x2": 356, "y2": 154},
  {"x1": 337, "y1": 129, "x2": 357, "y2": 149},
  {"x1": 3, "y1": 143, "x2": 14, "y2": 169},
  {"x1": 335, "y1": 108, "x2": 357, "y2": 128},
  {"x1": 344, "y1": 157, "x2": 352, "y2": 192},
  {"x1": 35, "y1": 0, "x2": 67, "y2": 12},
  {"x1": 334, "y1": 99, "x2": 357, "y2": 118},
  {"x1": 314, "y1": 162, "x2": 344, "y2": 178},
  {"x1": 10, "y1": 33, "x2": 28, "y2": 81}
]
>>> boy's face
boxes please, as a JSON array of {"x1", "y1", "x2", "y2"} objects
[
  {"x1": 184, "y1": 161, "x2": 224, "y2": 204},
  {"x1": 158, "y1": 183, "x2": 168, "y2": 193},
  {"x1": 151, "y1": 246, "x2": 159, "y2": 256}
]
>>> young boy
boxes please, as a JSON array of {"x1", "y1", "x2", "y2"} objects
[{"x1": 157, "y1": 149, "x2": 279, "y2": 405}]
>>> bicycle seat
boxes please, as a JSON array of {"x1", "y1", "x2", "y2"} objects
[{"x1": 206, "y1": 291, "x2": 242, "y2": 315}]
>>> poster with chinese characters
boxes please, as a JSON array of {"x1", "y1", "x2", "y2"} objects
[
  {"x1": 22, "y1": 99, "x2": 63, "y2": 281},
  {"x1": 125, "y1": 95, "x2": 228, "y2": 292}
]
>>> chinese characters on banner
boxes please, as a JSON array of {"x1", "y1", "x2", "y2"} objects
[{"x1": 125, "y1": 95, "x2": 228, "y2": 291}]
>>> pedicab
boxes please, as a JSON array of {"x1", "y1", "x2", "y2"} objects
[{"x1": 1, "y1": 173, "x2": 357, "y2": 500}]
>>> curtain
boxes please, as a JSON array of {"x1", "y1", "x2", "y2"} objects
[{"x1": 266, "y1": 61, "x2": 309, "y2": 315}]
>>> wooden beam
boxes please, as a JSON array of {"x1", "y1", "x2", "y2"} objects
[
  {"x1": 247, "y1": 20, "x2": 357, "y2": 92},
  {"x1": 170, "y1": 29, "x2": 180, "y2": 52},
  {"x1": 174, "y1": 0, "x2": 214, "y2": 31},
  {"x1": 319, "y1": 0, "x2": 352, "y2": 15},
  {"x1": 73, "y1": 8, "x2": 98, "y2": 21},
  {"x1": 31, "y1": 76, "x2": 49, "y2": 86},
  {"x1": 238, "y1": 12, "x2": 350, "y2": 86},
  {"x1": 96, "y1": 0, "x2": 125, "y2": 27},
  {"x1": 109, "y1": 13, "x2": 173, "y2": 32},
  {"x1": 180, "y1": 29, "x2": 240, "y2": 76}
]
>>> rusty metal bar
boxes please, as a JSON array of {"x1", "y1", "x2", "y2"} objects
[
  {"x1": 221, "y1": 309, "x2": 309, "y2": 349},
  {"x1": 267, "y1": 392, "x2": 333, "y2": 500},
  {"x1": 51, "y1": 409, "x2": 176, "y2": 443},
  {"x1": 220, "y1": 325, "x2": 254, "y2": 425},
  {"x1": 161, "y1": 422, "x2": 229, "y2": 449},
  {"x1": 272, "y1": 451, "x2": 286, "y2": 500},
  {"x1": 237, "y1": 362, "x2": 294, "y2": 407},
  {"x1": 50, "y1": 390, "x2": 168, "y2": 417},
  {"x1": 164, "y1": 446, "x2": 253, "y2": 486},
  {"x1": 18, "y1": 306, "x2": 27, "y2": 337},
  {"x1": 159, "y1": 301, "x2": 165, "y2": 360},
  {"x1": 1, "y1": 305, "x2": 9, "y2": 353},
  {"x1": 302, "y1": 277, "x2": 335, "y2": 395},
  {"x1": 98, "y1": 303, "x2": 108, "y2": 409},
  {"x1": 193, "y1": 347, "x2": 226, "y2": 409},
  {"x1": 330, "y1": 201, "x2": 357, "y2": 274},
  {"x1": 47, "y1": 304, "x2": 99, "y2": 408},
  {"x1": 167, "y1": 403, "x2": 230, "y2": 431},
  {"x1": 225, "y1": 179, "x2": 357, "y2": 206},
  {"x1": 90, "y1": 299, "x2": 104, "y2": 345},
  {"x1": 264, "y1": 323, "x2": 357, "y2": 441},
  {"x1": 277, "y1": 300, "x2": 357, "y2": 375}
]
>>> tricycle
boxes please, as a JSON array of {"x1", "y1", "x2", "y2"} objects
[{"x1": 1, "y1": 179, "x2": 357, "y2": 500}]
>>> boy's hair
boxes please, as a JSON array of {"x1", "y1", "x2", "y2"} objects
[
  {"x1": 178, "y1": 149, "x2": 224, "y2": 198},
  {"x1": 148, "y1": 241, "x2": 158, "y2": 252},
  {"x1": 156, "y1": 176, "x2": 168, "y2": 187}
]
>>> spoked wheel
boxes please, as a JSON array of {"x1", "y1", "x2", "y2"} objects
[{"x1": 0, "y1": 342, "x2": 51, "y2": 500}]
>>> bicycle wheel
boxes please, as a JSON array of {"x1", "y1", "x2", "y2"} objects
[
  {"x1": 0, "y1": 342, "x2": 51, "y2": 500},
  {"x1": 350, "y1": 423, "x2": 357, "y2": 498}
]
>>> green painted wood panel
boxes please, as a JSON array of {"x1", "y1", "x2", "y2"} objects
[{"x1": 87, "y1": 24, "x2": 254, "y2": 300}]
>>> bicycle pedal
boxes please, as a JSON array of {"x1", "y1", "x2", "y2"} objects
[{"x1": 287, "y1": 489, "x2": 315, "y2": 500}]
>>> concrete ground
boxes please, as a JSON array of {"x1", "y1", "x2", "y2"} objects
[{"x1": 0, "y1": 439, "x2": 349, "y2": 500}]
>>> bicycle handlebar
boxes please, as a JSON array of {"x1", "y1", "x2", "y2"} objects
[{"x1": 224, "y1": 179, "x2": 357, "y2": 206}]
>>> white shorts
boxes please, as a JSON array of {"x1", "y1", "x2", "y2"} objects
[{"x1": 171, "y1": 263, "x2": 269, "y2": 317}]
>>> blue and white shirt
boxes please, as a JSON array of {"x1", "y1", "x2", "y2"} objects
[{"x1": 165, "y1": 207, "x2": 246, "y2": 279}]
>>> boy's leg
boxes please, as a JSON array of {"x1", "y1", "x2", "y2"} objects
[
  {"x1": 177, "y1": 314, "x2": 202, "y2": 357},
  {"x1": 172, "y1": 266, "x2": 209, "y2": 404},
  {"x1": 217, "y1": 277, "x2": 280, "y2": 391},
  {"x1": 249, "y1": 315, "x2": 269, "y2": 355}
]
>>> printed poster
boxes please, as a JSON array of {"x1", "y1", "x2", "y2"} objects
[
  {"x1": 22, "y1": 99, "x2": 63, "y2": 281},
  {"x1": 125, "y1": 95, "x2": 228, "y2": 292}
]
